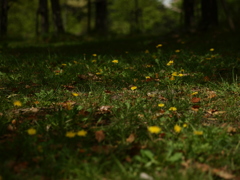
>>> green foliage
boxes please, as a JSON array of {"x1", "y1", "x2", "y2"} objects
[
  {"x1": 6, "y1": 0, "x2": 180, "y2": 38},
  {"x1": 109, "y1": 0, "x2": 179, "y2": 34},
  {"x1": 8, "y1": 0, "x2": 38, "y2": 38}
]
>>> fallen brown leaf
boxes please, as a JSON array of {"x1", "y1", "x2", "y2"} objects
[
  {"x1": 95, "y1": 130, "x2": 105, "y2": 142},
  {"x1": 126, "y1": 133, "x2": 135, "y2": 143},
  {"x1": 191, "y1": 105, "x2": 200, "y2": 112},
  {"x1": 212, "y1": 168, "x2": 235, "y2": 179},
  {"x1": 206, "y1": 90, "x2": 217, "y2": 99},
  {"x1": 7, "y1": 124, "x2": 16, "y2": 132},
  {"x1": 207, "y1": 118, "x2": 218, "y2": 121},
  {"x1": 62, "y1": 85, "x2": 75, "y2": 90},
  {"x1": 213, "y1": 111, "x2": 226, "y2": 115},
  {"x1": 226, "y1": 126, "x2": 237, "y2": 133},
  {"x1": 98, "y1": 105, "x2": 113, "y2": 112},
  {"x1": 191, "y1": 97, "x2": 201, "y2": 103},
  {"x1": 57, "y1": 101, "x2": 76, "y2": 110},
  {"x1": 78, "y1": 109, "x2": 90, "y2": 116},
  {"x1": 195, "y1": 162, "x2": 235, "y2": 180}
]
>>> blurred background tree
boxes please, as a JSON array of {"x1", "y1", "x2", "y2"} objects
[
  {"x1": 0, "y1": 0, "x2": 239, "y2": 40},
  {"x1": 36, "y1": 0, "x2": 49, "y2": 35},
  {"x1": 0, "y1": 0, "x2": 9, "y2": 38},
  {"x1": 51, "y1": 0, "x2": 65, "y2": 33}
]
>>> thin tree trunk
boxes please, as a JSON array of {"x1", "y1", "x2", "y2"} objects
[
  {"x1": 50, "y1": 0, "x2": 64, "y2": 33},
  {"x1": 130, "y1": 0, "x2": 141, "y2": 34},
  {"x1": 36, "y1": 0, "x2": 49, "y2": 35},
  {"x1": 220, "y1": 0, "x2": 235, "y2": 31},
  {"x1": 183, "y1": 0, "x2": 195, "y2": 31},
  {"x1": 87, "y1": 0, "x2": 92, "y2": 33},
  {"x1": 200, "y1": 0, "x2": 218, "y2": 30},
  {"x1": 0, "y1": 0, "x2": 8, "y2": 37},
  {"x1": 94, "y1": 0, "x2": 107, "y2": 34},
  {"x1": 134, "y1": 0, "x2": 139, "y2": 32}
]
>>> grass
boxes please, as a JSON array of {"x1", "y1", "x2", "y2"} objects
[{"x1": 0, "y1": 31, "x2": 240, "y2": 180}]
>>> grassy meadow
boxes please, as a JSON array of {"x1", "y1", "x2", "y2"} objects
[{"x1": 0, "y1": 31, "x2": 240, "y2": 180}]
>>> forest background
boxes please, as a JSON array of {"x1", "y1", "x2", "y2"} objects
[
  {"x1": 0, "y1": 0, "x2": 239, "y2": 41},
  {"x1": 1, "y1": 1, "x2": 240, "y2": 179}
]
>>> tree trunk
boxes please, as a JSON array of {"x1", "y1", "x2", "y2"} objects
[
  {"x1": 183, "y1": 0, "x2": 195, "y2": 31},
  {"x1": 131, "y1": 0, "x2": 141, "y2": 33},
  {"x1": 0, "y1": 0, "x2": 8, "y2": 37},
  {"x1": 36, "y1": 0, "x2": 49, "y2": 35},
  {"x1": 200, "y1": 0, "x2": 218, "y2": 30},
  {"x1": 220, "y1": 0, "x2": 235, "y2": 31},
  {"x1": 94, "y1": 0, "x2": 107, "y2": 34},
  {"x1": 50, "y1": 0, "x2": 64, "y2": 33},
  {"x1": 87, "y1": 0, "x2": 92, "y2": 33}
]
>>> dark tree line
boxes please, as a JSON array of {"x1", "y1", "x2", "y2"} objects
[
  {"x1": 36, "y1": 0, "x2": 64, "y2": 35},
  {"x1": 0, "y1": 0, "x2": 8, "y2": 37},
  {"x1": 36, "y1": 0, "x2": 108, "y2": 35},
  {"x1": 183, "y1": 0, "x2": 236, "y2": 31},
  {"x1": 0, "y1": 0, "x2": 238, "y2": 38}
]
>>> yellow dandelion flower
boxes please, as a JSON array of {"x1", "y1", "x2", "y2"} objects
[
  {"x1": 145, "y1": 76, "x2": 151, "y2": 79},
  {"x1": 13, "y1": 101, "x2": 22, "y2": 107},
  {"x1": 183, "y1": 123, "x2": 188, "y2": 128},
  {"x1": 178, "y1": 73, "x2": 184, "y2": 77},
  {"x1": 96, "y1": 72, "x2": 101, "y2": 75},
  {"x1": 194, "y1": 131, "x2": 203, "y2": 135},
  {"x1": 210, "y1": 48, "x2": 214, "y2": 52},
  {"x1": 146, "y1": 64, "x2": 152, "y2": 68},
  {"x1": 92, "y1": 60, "x2": 97, "y2": 63},
  {"x1": 156, "y1": 44, "x2": 162, "y2": 48},
  {"x1": 191, "y1": 92, "x2": 198, "y2": 95},
  {"x1": 72, "y1": 92, "x2": 79, "y2": 97},
  {"x1": 131, "y1": 86, "x2": 137, "y2": 90},
  {"x1": 148, "y1": 126, "x2": 161, "y2": 134},
  {"x1": 77, "y1": 130, "x2": 87, "y2": 137},
  {"x1": 170, "y1": 76, "x2": 175, "y2": 80},
  {"x1": 62, "y1": 64, "x2": 67, "y2": 66},
  {"x1": 167, "y1": 60, "x2": 174, "y2": 66},
  {"x1": 145, "y1": 50, "x2": 149, "y2": 53},
  {"x1": 112, "y1": 60, "x2": 118, "y2": 63},
  {"x1": 158, "y1": 103, "x2": 165, "y2": 107},
  {"x1": 169, "y1": 107, "x2": 177, "y2": 111},
  {"x1": 27, "y1": 128, "x2": 37, "y2": 135},
  {"x1": 175, "y1": 49, "x2": 180, "y2": 53},
  {"x1": 172, "y1": 72, "x2": 178, "y2": 76},
  {"x1": 92, "y1": 54, "x2": 97, "y2": 56},
  {"x1": 66, "y1": 131, "x2": 76, "y2": 138},
  {"x1": 174, "y1": 125, "x2": 181, "y2": 133}
]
